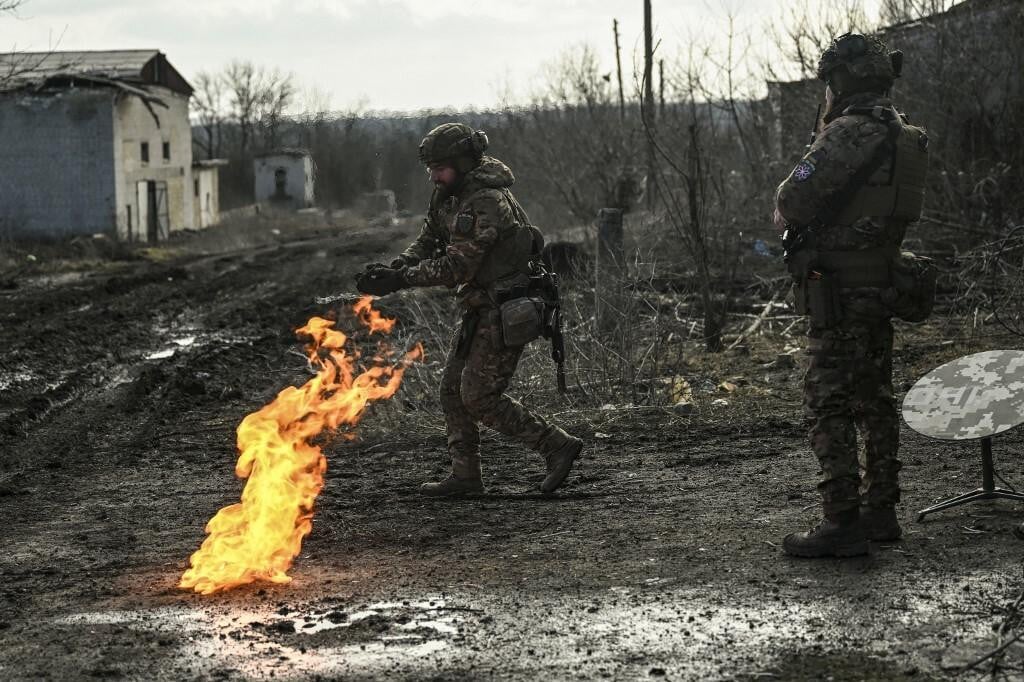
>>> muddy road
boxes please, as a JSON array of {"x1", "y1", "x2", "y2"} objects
[{"x1": 2, "y1": 218, "x2": 1023, "y2": 681}]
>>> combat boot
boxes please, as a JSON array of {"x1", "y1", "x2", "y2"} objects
[
  {"x1": 861, "y1": 505, "x2": 902, "y2": 542},
  {"x1": 539, "y1": 430, "x2": 583, "y2": 494},
  {"x1": 419, "y1": 454, "x2": 484, "y2": 497},
  {"x1": 782, "y1": 508, "x2": 869, "y2": 558}
]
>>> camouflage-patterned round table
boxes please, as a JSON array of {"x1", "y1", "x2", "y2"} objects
[{"x1": 902, "y1": 350, "x2": 1024, "y2": 520}]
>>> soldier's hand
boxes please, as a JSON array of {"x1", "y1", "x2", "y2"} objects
[
  {"x1": 773, "y1": 207, "x2": 787, "y2": 234},
  {"x1": 363, "y1": 261, "x2": 389, "y2": 272},
  {"x1": 354, "y1": 267, "x2": 409, "y2": 297}
]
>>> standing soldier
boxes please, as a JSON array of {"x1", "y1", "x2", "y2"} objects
[
  {"x1": 773, "y1": 34, "x2": 930, "y2": 557},
  {"x1": 355, "y1": 123, "x2": 583, "y2": 496}
]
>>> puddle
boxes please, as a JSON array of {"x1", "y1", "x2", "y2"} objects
[
  {"x1": 21, "y1": 271, "x2": 90, "y2": 289},
  {"x1": 281, "y1": 598, "x2": 462, "y2": 637},
  {"x1": 145, "y1": 349, "x2": 176, "y2": 360},
  {"x1": 54, "y1": 596, "x2": 461, "y2": 677},
  {"x1": 0, "y1": 369, "x2": 37, "y2": 392},
  {"x1": 47, "y1": 572, "x2": 1007, "y2": 679}
]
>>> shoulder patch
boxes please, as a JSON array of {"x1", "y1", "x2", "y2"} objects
[
  {"x1": 453, "y1": 210, "x2": 475, "y2": 236},
  {"x1": 792, "y1": 160, "x2": 815, "y2": 182},
  {"x1": 791, "y1": 149, "x2": 826, "y2": 181}
]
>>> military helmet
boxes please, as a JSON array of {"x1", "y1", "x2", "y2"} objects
[
  {"x1": 418, "y1": 122, "x2": 489, "y2": 167},
  {"x1": 816, "y1": 32, "x2": 902, "y2": 89}
]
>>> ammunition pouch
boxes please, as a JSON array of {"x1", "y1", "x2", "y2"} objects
[
  {"x1": 791, "y1": 248, "x2": 896, "y2": 328},
  {"x1": 880, "y1": 251, "x2": 936, "y2": 322},
  {"x1": 794, "y1": 273, "x2": 843, "y2": 328},
  {"x1": 498, "y1": 296, "x2": 545, "y2": 347},
  {"x1": 815, "y1": 248, "x2": 896, "y2": 288}
]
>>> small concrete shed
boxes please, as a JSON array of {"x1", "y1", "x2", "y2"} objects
[{"x1": 254, "y1": 149, "x2": 315, "y2": 210}]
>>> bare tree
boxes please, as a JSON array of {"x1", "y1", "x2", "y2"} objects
[
  {"x1": 256, "y1": 68, "x2": 295, "y2": 150},
  {"x1": 192, "y1": 71, "x2": 226, "y2": 160},
  {"x1": 511, "y1": 45, "x2": 645, "y2": 222},
  {"x1": 223, "y1": 61, "x2": 260, "y2": 154},
  {"x1": 879, "y1": 0, "x2": 955, "y2": 25},
  {"x1": 766, "y1": 0, "x2": 872, "y2": 81},
  {"x1": 220, "y1": 62, "x2": 294, "y2": 154}
]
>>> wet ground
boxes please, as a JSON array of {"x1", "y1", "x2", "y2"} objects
[{"x1": 2, "y1": 217, "x2": 1024, "y2": 680}]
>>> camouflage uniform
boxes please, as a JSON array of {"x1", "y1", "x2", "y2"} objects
[
  {"x1": 395, "y1": 149, "x2": 580, "y2": 492},
  {"x1": 776, "y1": 92, "x2": 908, "y2": 516}
]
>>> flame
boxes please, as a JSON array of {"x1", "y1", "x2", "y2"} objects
[
  {"x1": 179, "y1": 295, "x2": 422, "y2": 595},
  {"x1": 353, "y1": 295, "x2": 396, "y2": 335}
]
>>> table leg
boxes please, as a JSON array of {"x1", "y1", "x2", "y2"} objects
[{"x1": 917, "y1": 437, "x2": 1024, "y2": 521}]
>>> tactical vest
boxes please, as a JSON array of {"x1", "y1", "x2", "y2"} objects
[
  {"x1": 470, "y1": 188, "x2": 540, "y2": 290},
  {"x1": 834, "y1": 109, "x2": 929, "y2": 225}
]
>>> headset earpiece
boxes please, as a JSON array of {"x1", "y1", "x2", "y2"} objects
[
  {"x1": 890, "y1": 50, "x2": 904, "y2": 78},
  {"x1": 471, "y1": 130, "x2": 489, "y2": 155}
]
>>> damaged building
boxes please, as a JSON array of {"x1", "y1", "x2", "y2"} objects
[
  {"x1": 767, "y1": 0, "x2": 1023, "y2": 164},
  {"x1": 0, "y1": 50, "x2": 226, "y2": 242}
]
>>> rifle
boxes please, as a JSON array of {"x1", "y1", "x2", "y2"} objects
[{"x1": 536, "y1": 269, "x2": 568, "y2": 393}]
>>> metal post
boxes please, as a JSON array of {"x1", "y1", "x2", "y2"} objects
[{"x1": 981, "y1": 436, "x2": 995, "y2": 492}]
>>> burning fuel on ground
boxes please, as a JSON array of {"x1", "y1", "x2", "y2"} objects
[{"x1": 179, "y1": 296, "x2": 422, "y2": 595}]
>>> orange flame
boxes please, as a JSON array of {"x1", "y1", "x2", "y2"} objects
[{"x1": 179, "y1": 295, "x2": 422, "y2": 595}]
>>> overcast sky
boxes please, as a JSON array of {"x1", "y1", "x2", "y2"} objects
[{"x1": 0, "y1": 0, "x2": 884, "y2": 112}]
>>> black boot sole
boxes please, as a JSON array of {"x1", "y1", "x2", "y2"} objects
[{"x1": 418, "y1": 483, "x2": 484, "y2": 498}]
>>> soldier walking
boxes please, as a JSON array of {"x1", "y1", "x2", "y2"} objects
[
  {"x1": 356, "y1": 123, "x2": 583, "y2": 496},
  {"x1": 773, "y1": 34, "x2": 930, "y2": 557}
]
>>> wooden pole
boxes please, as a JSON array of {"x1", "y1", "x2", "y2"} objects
[
  {"x1": 643, "y1": 0, "x2": 656, "y2": 210},
  {"x1": 595, "y1": 208, "x2": 625, "y2": 333},
  {"x1": 658, "y1": 58, "x2": 665, "y2": 120},
  {"x1": 613, "y1": 18, "x2": 625, "y2": 122}
]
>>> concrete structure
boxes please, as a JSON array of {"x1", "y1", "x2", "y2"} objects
[
  {"x1": 254, "y1": 149, "x2": 315, "y2": 210},
  {"x1": 192, "y1": 159, "x2": 227, "y2": 229},
  {"x1": 0, "y1": 50, "x2": 224, "y2": 242}
]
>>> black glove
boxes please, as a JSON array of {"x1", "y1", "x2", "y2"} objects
[
  {"x1": 363, "y1": 261, "x2": 389, "y2": 272},
  {"x1": 355, "y1": 267, "x2": 409, "y2": 297}
]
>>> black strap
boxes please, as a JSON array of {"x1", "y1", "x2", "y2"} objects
[{"x1": 810, "y1": 106, "x2": 902, "y2": 229}]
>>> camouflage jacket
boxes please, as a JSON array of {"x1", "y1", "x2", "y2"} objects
[
  {"x1": 775, "y1": 92, "x2": 909, "y2": 252},
  {"x1": 401, "y1": 156, "x2": 532, "y2": 305}
]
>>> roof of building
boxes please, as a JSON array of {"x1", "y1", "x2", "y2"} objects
[
  {"x1": 193, "y1": 158, "x2": 229, "y2": 168},
  {"x1": 254, "y1": 148, "x2": 313, "y2": 159},
  {"x1": 882, "y1": 0, "x2": 1016, "y2": 34},
  {"x1": 0, "y1": 49, "x2": 193, "y2": 96}
]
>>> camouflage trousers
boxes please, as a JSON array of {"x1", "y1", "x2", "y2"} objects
[
  {"x1": 804, "y1": 317, "x2": 901, "y2": 514},
  {"x1": 439, "y1": 308, "x2": 565, "y2": 468}
]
